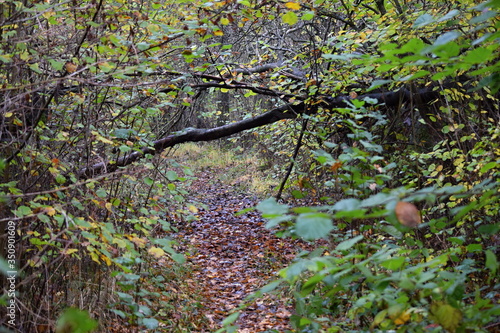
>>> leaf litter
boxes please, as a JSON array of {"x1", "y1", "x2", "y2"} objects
[{"x1": 172, "y1": 167, "x2": 316, "y2": 332}]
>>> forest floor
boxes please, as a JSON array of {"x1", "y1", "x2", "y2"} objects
[{"x1": 172, "y1": 165, "x2": 315, "y2": 332}]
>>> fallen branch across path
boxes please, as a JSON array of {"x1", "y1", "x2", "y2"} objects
[{"x1": 78, "y1": 84, "x2": 444, "y2": 179}]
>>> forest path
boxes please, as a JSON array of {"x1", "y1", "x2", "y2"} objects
[{"x1": 174, "y1": 167, "x2": 307, "y2": 332}]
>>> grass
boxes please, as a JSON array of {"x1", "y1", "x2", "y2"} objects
[{"x1": 169, "y1": 142, "x2": 279, "y2": 197}]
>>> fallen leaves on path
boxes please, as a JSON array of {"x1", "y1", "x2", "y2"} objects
[{"x1": 173, "y1": 168, "x2": 313, "y2": 332}]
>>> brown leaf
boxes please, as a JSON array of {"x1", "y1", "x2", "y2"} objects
[
  {"x1": 395, "y1": 201, "x2": 421, "y2": 228},
  {"x1": 65, "y1": 62, "x2": 77, "y2": 73}
]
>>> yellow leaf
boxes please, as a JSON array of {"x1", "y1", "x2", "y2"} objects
[
  {"x1": 27, "y1": 257, "x2": 42, "y2": 267},
  {"x1": 91, "y1": 130, "x2": 114, "y2": 144},
  {"x1": 148, "y1": 246, "x2": 165, "y2": 258},
  {"x1": 394, "y1": 309, "x2": 410, "y2": 325},
  {"x1": 4, "y1": 112, "x2": 13, "y2": 118},
  {"x1": 188, "y1": 204, "x2": 198, "y2": 214},
  {"x1": 214, "y1": 30, "x2": 224, "y2": 36},
  {"x1": 89, "y1": 251, "x2": 100, "y2": 264},
  {"x1": 388, "y1": 304, "x2": 409, "y2": 325},
  {"x1": 128, "y1": 235, "x2": 147, "y2": 248},
  {"x1": 100, "y1": 253, "x2": 112, "y2": 266},
  {"x1": 62, "y1": 248, "x2": 78, "y2": 255},
  {"x1": 42, "y1": 10, "x2": 55, "y2": 19},
  {"x1": 45, "y1": 207, "x2": 56, "y2": 216},
  {"x1": 105, "y1": 202, "x2": 113, "y2": 212},
  {"x1": 220, "y1": 17, "x2": 230, "y2": 25},
  {"x1": 285, "y1": 2, "x2": 301, "y2": 10},
  {"x1": 113, "y1": 238, "x2": 127, "y2": 248}
]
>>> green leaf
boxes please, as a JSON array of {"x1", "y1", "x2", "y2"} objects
[
  {"x1": 282, "y1": 11, "x2": 298, "y2": 25},
  {"x1": 433, "y1": 31, "x2": 461, "y2": 47},
  {"x1": 464, "y1": 47, "x2": 493, "y2": 64},
  {"x1": 323, "y1": 53, "x2": 363, "y2": 61},
  {"x1": 413, "y1": 13, "x2": 434, "y2": 28},
  {"x1": 361, "y1": 192, "x2": 391, "y2": 207},
  {"x1": 265, "y1": 215, "x2": 292, "y2": 229},
  {"x1": 222, "y1": 312, "x2": 240, "y2": 325},
  {"x1": 367, "y1": 79, "x2": 392, "y2": 92},
  {"x1": 171, "y1": 253, "x2": 186, "y2": 264},
  {"x1": 257, "y1": 198, "x2": 289, "y2": 216},
  {"x1": 400, "y1": 38, "x2": 426, "y2": 53},
  {"x1": 380, "y1": 256, "x2": 405, "y2": 270},
  {"x1": 166, "y1": 170, "x2": 178, "y2": 181},
  {"x1": 112, "y1": 128, "x2": 135, "y2": 139},
  {"x1": 291, "y1": 190, "x2": 305, "y2": 199},
  {"x1": 434, "y1": 41, "x2": 460, "y2": 58},
  {"x1": 295, "y1": 213, "x2": 333, "y2": 240},
  {"x1": 48, "y1": 58, "x2": 64, "y2": 71},
  {"x1": 16, "y1": 205, "x2": 32, "y2": 217},
  {"x1": 336, "y1": 235, "x2": 363, "y2": 251},
  {"x1": 55, "y1": 174, "x2": 66, "y2": 184},
  {"x1": 485, "y1": 250, "x2": 498, "y2": 276},
  {"x1": 401, "y1": 70, "x2": 430, "y2": 81},
  {"x1": 430, "y1": 302, "x2": 463, "y2": 332},
  {"x1": 0, "y1": 54, "x2": 12, "y2": 63},
  {"x1": 332, "y1": 198, "x2": 360, "y2": 211},
  {"x1": 301, "y1": 11, "x2": 314, "y2": 20},
  {"x1": 479, "y1": 161, "x2": 498, "y2": 173},
  {"x1": 477, "y1": 73, "x2": 500, "y2": 94},
  {"x1": 466, "y1": 243, "x2": 482, "y2": 252},
  {"x1": 381, "y1": 224, "x2": 403, "y2": 239},
  {"x1": 96, "y1": 188, "x2": 107, "y2": 198},
  {"x1": 478, "y1": 224, "x2": 499, "y2": 235},
  {"x1": 144, "y1": 177, "x2": 154, "y2": 186},
  {"x1": 0, "y1": 158, "x2": 6, "y2": 175},
  {"x1": 372, "y1": 309, "x2": 388, "y2": 328},
  {"x1": 110, "y1": 309, "x2": 126, "y2": 318},
  {"x1": 137, "y1": 42, "x2": 150, "y2": 51},
  {"x1": 73, "y1": 217, "x2": 93, "y2": 228},
  {"x1": 98, "y1": 61, "x2": 113, "y2": 73},
  {"x1": 260, "y1": 280, "x2": 281, "y2": 293},
  {"x1": 119, "y1": 145, "x2": 131, "y2": 153},
  {"x1": 470, "y1": 9, "x2": 498, "y2": 24},
  {"x1": 301, "y1": 274, "x2": 325, "y2": 295},
  {"x1": 29, "y1": 63, "x2": 43, "y2": 73},
  {"x1": 334, "y1": 209, "x2": 367, "y2": 219},
  {"x1": 448, "y1": 237, "x2": 465, "y2": 245},
  {"x1": 56, "y1": 308, "x2": 98, "y2": 333},
  {"x1": 437, "y1": 9, "x2": 461, "y2": 22},
  {"x1": 141, "y1": 317, "x2": 159, "y2": 329}
]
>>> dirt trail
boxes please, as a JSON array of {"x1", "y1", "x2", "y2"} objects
[{"x1": 174, "y1": 168, "x2": 308, "y2": 332}]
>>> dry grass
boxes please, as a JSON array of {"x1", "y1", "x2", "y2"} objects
[{"x1": 169, "y1": 142, "x2": 279, "y2": 197}]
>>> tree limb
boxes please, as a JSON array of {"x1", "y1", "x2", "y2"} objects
[
  {"x1": 77, "y1": 103, "x2": 302, "y2": 178},
  {"x1": 77, "y1": 83, "x2": 445, "y2": 179}
]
